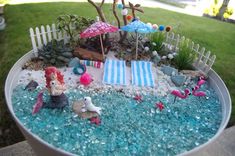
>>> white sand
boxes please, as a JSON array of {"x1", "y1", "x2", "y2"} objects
[{"x1": 17, "y1": 64, "x2": 176, "y2": 97}]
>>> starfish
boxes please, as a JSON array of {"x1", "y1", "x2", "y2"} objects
[
  {"x1": 156, "y1": 101, "x2": 164, "y2": 111},
  {"x1": 133, "y1": 94, "x2": 143, "y2": 102},
  {"x1": 90, "y1": 117, "x2": 101, "y2": 125}
]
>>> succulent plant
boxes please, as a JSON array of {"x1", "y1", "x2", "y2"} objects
[{"x1": 38, "y1": 39, "x2": 74, "y2": 67}]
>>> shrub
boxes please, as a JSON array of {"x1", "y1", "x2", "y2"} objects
[
  {"x1": 57, "y1": 15, "x2": 94, "y2": 47},
  {"x1": 174, "y1": 40, "x2": 195, "y2": 70}
]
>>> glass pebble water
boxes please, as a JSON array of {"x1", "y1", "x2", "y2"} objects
[{"x1": 12, "y1": 84, "x2": 222, "y2": 156}]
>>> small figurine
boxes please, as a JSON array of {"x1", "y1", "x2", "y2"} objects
[
  {"x1": 90, "y1": 117, "x2": 101, "y2": 125},
  {"x1": 197, "y1": 76, "x2": 206, "y2": 87},
  {"x1": 79, "y1": 73, "x2": 93, "y2": 86},
  {"x1": 155, "y1": 101, "x2": 164, "y2": 111},
  {"x1": 43, "y1": 66, "x2": 69, "y2": 109},
  {"x1": 25, "y1": 80, "x2": 38, "y2": 91},
  {"x1": 171, "y1": 88, "x2": 191, "y2": 103},
  {"x1": 192, "y1": 85, "x2": 206, "y2": 97},
  {"x1": 133, "y1": 94, "x2": 143, "y2": 103},
  {"x1": 82, "y1": 97, "x2": 102, "y2": 115},
  {"x1": 32, "y1": 90, "x2": 44, "y2": 114}
]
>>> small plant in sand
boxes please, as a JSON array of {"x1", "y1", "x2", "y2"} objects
[
  {"x1": 150, "y1": 32, "x2": 166, "y2": 55},
  {"x1": 174, "y1": 40, "x2": 196, "y2": 70},
  {"x1": 57, "y1": 14, "x2": 94, "y2": 47}
]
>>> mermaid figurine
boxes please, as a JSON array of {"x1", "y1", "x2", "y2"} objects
[
  {"x1": 32, "y1": 67, "x2": 69, "y2": 114},
  {"x1": 43, "y1": 66, "x2": 69, "y2": 109}
]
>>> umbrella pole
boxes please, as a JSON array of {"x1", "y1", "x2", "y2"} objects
[
  {"x1": 135, "y1": 33, "x2": 139, "y2": 60},
  {"x1": 99, "y1": 34, "x2": 105, "y2": 60}
]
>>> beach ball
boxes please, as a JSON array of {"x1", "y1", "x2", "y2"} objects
[
  {"x1": 152, "y1": 24, "x2": 158, "y2": 30},
  {"x1": 166, "y1": 26, "x2": 172, "y2": 32},
  {"x1": 121, "y1": 8, "x2": 128, "y2": 16},
  {"x1": 159, "y1": 25, "x2": 165, "y2": 31},
  {"x1": 117, "y1": 4, "x2": 123, "y2": 9},
  {"x1": 126, "y1": 15, "x2": 133, "y2": 21},
  {"x1": 80, "y1": 73, "x2": 93, "y2": 86}
]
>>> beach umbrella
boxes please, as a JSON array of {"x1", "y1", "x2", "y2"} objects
[
  {"x1": 121, "y1": 19, "x2": 156, "y2": 59},
  {"x1": 80, "y1": 19, "x2": 118, "y2": 60}
]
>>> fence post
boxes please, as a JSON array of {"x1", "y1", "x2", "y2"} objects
[
  {"x1": 51, "y1": 23, "x2": 57, "y2": 40},
  {"x1": 195, "y1": 47, "x2": 205, "y2": 67},
  {"x1": 29, "y1": 28, "x2": 38, "y2": 57},
  {"x1": 41, "y1": 25, "x2": 47, "y2": 45},
  {"x1": 205, "y1": 55, "x2": 216, "y2": 73},
  {"x1": 46, "y1": 25, "x2": 52, "y2": 42},
  {"x1": 35, "y1": 27, "x2": 42, "y2": 49},
  {"x1": 202, "y1": 51, "x2": 211, "y2": 70}
]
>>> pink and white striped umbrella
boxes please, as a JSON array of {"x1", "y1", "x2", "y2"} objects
[
  {"x1": 80, "y1": 21, "x2": 118, "y2": 60},
  {"x1": 80, "y1": 21, "x2": 118, "y2": 38}
]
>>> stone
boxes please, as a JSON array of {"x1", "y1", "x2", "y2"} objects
[
  {"x1": 68, "y1": 57, "x2": 80, "y2": 67},
  {"x1": 181, "y1": 70, "x2": 207, "y2": 78},
  {"x1": 72, "y1": 100, "x2": 99, "y2": 119},
  {"x1": 73, "y1": 47, "x2": 103, "y2": 61},
  {"x1": 171, "y1": 75, "x2": 186, "y2": 86},
  {"x1": 161, "y1": 65, "x2": 178, "y2": 76}
]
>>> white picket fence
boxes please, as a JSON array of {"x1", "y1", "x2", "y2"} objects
[
  {"x1": 29, "y1": 24, "x2": 216, "y2": 74},
  {"x1": 165, "y1": 32, "x2": 216, "y2": 74},
  {"x1": 29, "y1": 23, "x2": 69, "y2": 57}
]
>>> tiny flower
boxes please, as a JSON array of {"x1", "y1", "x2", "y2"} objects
[
  {"x1": 152, "y1": 51, "x2": 158, "y2": 56},
  {"x1": 168, "y1": 54, "x2": 174, "y2": 60},
  {"x1": 144, "y1": 47, "x2": 150, "y2": 52},
  {"x1": 152, "y1": 42, "x2": 156, "y2": 46}
]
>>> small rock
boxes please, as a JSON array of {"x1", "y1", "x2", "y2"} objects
[
  {"x1": 68, "y1": 57, "x2": 80, "y2": 67},
  {"x1": 171, "y1": 75, "x2": 186, "y2": 86},
  {"x1": 161, "y1": 65, "x2": 178, "y2": 76}
]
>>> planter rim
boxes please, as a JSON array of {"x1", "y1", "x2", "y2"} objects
[{"x1": 4, "y1": 50, "x2": 232, "y2": 156}]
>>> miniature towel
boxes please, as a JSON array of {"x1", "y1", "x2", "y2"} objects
[
  {"x1": 131, "y1": 61, "x2": 155, "y2": 87},
  {"x1": 103, "y1": 59, "x2": 126, "y2": 85}
]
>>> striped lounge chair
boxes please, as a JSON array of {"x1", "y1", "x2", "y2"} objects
[
  {"x1": 103, "y1": 59, "x2": 127, "y2": 85},
  {"x1": 131, "y1": 61, "x2": 155, "y2": 87}
]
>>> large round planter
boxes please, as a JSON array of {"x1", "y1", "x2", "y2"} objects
[{"x1": 5, "y1": 51, "x2": 232, "y2": 156}]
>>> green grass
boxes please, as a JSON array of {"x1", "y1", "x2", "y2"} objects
[{"x1": 0, "y1": 2, "x2": 235, "y2": 146}]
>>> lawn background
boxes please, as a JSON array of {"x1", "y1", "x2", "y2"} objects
[{"x1": 0, "y1": 2, "x2": 235, "y2": 146}]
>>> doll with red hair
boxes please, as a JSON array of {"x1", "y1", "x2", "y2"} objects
[{"x1": 43, "y1": 66, "x2": 69, "y2": 109}]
